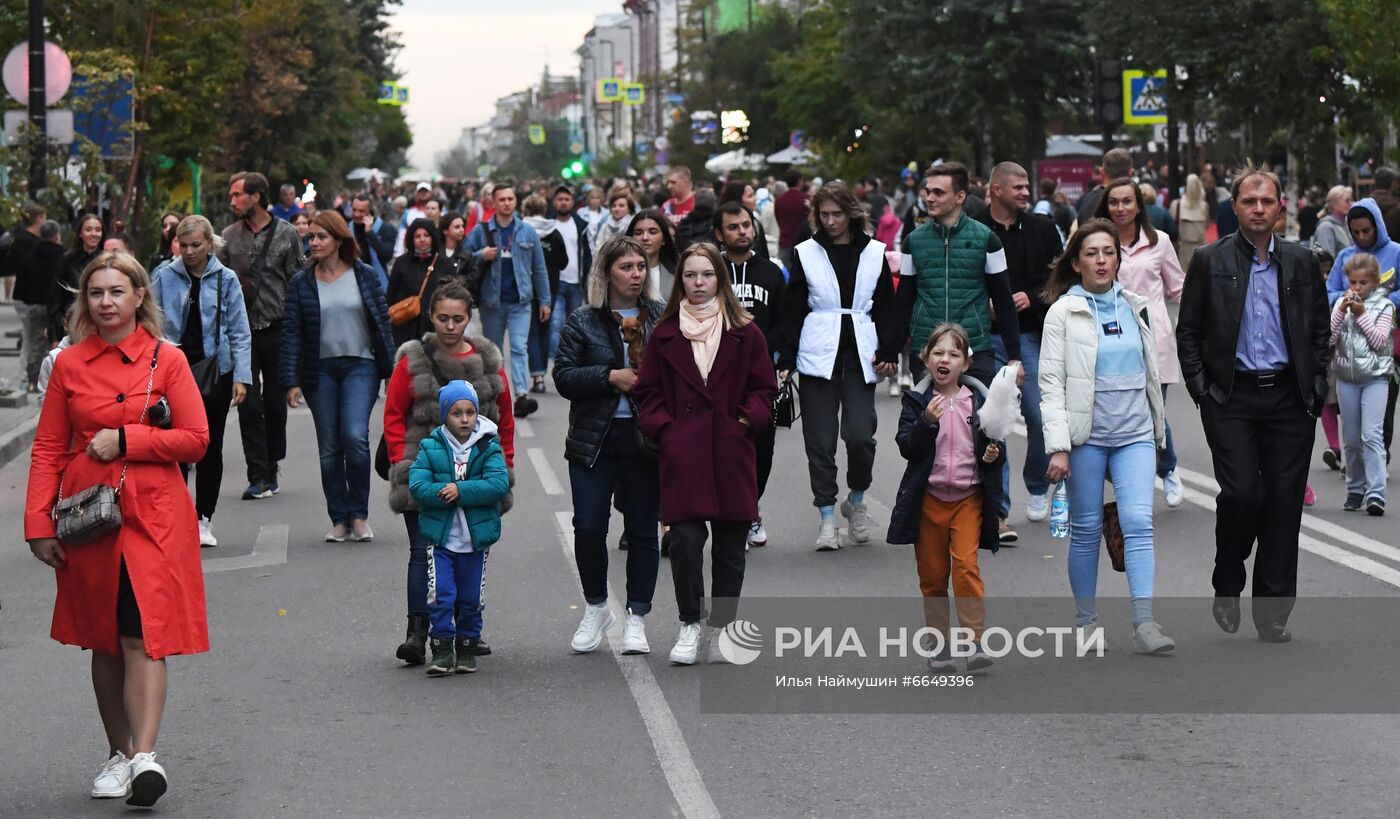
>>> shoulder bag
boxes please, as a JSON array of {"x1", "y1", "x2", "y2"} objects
[
  {"x1": 389, "y1": 255, "x2": 437, "y2": 327},
  {"x1": 52, "y1": 341, "x2": 162, "y2": 545},
  {"x1": 772, "y1": 373, "x2": 799, "y2": 428},
  {"x1": 189, "y1": 270, "x2": 224, "y2": 399}
]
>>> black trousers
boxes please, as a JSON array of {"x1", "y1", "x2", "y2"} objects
[
  {"x1": 1384, "y1": 377, "x2": 1398, "y2": 458},
  {"x1": 238, "y1": 324, "x2": 288, "y2": 485},
  {"x1": 755, "y1": 421, "x2": 776, "y2": 503},
  {"x1": 799, "y1": 348, "x2": 878, "y2": 508},
  {"x1": 1199, "y1": 378, "x2": 1314, "y2": 628},
  {"x1": 669, "y1": 520, "x2": 748, "y2": 626},
  {"x1": 181, "y1": 372, "x2": 233, "y2": 519}
]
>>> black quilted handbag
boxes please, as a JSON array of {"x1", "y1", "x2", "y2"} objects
[{"x1": 772, "y1": 374, "x2": 799, "y2": 429}]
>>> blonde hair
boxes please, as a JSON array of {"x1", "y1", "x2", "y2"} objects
[
  {"x1": 587, "y1": 235, "x2": 660, "y2": 308},
  {"x1": 175, "y1": 214, "x2": 226, "y2": 252},
  {"x1": 659, "y1": 242, "x2": 752, "y2": 329},
  {"x1": 1344, "y1": 251, "x2": 1380, "y2": 282},
  {"x1": 920, "y1": 322, "x2": 971, "y2": 360},
  {"x1": 69, "y1": 252, "x2": 166, "y2": 343},
  {"x1": 521, "y1": 193, "x2": 548, "y2": 218}
]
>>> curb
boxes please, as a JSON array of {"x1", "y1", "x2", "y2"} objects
[{"x1": 0, "y1": 412, "x2": 40, "y2": 472}]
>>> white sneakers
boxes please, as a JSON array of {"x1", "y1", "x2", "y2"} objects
[
  {"x1": 197, "y1": 518, "x2": 218, "y2": 548},
  {"x1": 1026, "y1": 492, "x2": 1050, "y2": 522},
  {"x1": 840, "y1": 496, "x2": 872, "y2": 544},
  {"x1": 127, "y1": 752, "x2": 167, "y2": 808},
  {"x1": 571, "y1": 603, "x2": 614, "y2": 653},
  {"x1": 814, "y1": 520, "x2": 840, "y2": 551},
  {"x1": 351, "y1": 520, "x2": 374, "y2": 541},
  {"x1": 669, "y1": 622, "x2": 706, "y2": 665},
  {"x1": 746, "y1": 519, "x2": 767, "y2": 548},
  {"x1": 621, "y1": 612, "x2": 650, "y2": 655},
  {"x1": 1162, "y1": 471, "x2": 1185, "y2": 508},
  {"x1": 325, "y1": 523, "x2": 349, "y2": 543},
  {"x1": 91, "y1": 751, "x2": 132, "y2": 798},
  {"x1": 887, "y1": 379, "x2": 902, "y2": 397}
]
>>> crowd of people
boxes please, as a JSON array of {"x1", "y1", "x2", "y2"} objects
[{"x1": 8, "y1": 146, "x2": 1395, "y2": 807}]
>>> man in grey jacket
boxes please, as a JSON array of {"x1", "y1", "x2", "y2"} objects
[{"x1": 219, "y1": 171, "x2": 307, "y2": 499}]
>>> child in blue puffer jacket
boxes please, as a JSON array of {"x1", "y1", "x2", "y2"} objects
[{"x1": 409, "y1": 380, "x2": 510, "y2": 676}]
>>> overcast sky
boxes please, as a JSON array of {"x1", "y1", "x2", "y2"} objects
[{"x1": 390, "y1": 0, "x2": 620, "y2": 172}]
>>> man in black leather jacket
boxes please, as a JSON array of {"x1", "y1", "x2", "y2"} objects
[{"x1": 1176, "y1": 167, "x2": 1330, "y2": 643}]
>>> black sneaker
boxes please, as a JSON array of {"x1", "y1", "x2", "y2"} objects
[
  {"x1": 426, "y1": 637, "x2": 454, "y2": 676},
  {"x1": 1322, "y1": 447, "x2": 1341, "y2": 471},
  {"x1": 241, "y1": 482, "x2": 273, "y2": 500},
  {"x1": 1343, "y1": 493, "x2": 1364, "y2": 512},
  {"x1": 465, "y1": 637, "x2": 492, "y2": 656},
  {"x1": 1366, "y1": 497, "x2": 1385, "y2": 516},
  {"x1": 514, "y1": 394, "x2": 538, "y2": 418},
  {"x1": 454, "y1": 638, "x2": 478, "y2": 673}
]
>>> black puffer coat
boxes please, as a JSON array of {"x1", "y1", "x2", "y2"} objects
[
  {"x1": 886, "y1": 376, "x2": 1005, "y2": 552},
  {"x1": 552, "y1": 299, "x2": 664, "y2": 466}
]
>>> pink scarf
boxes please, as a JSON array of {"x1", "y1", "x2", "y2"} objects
[{"x1": 679, "y1": 298, "x2": 725, "y2": 383}]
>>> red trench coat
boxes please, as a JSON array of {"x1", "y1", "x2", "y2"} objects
[
  {"x1": 635, "y1": 317, "x2": 777, "y2": 524},
  {"x1": 25, "y1": 327, "x2": 211, "y2": 659}
]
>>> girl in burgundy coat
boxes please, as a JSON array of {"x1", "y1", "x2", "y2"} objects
[{"x1": 635, "y1": 243, "x2": 778, "y2": 666}]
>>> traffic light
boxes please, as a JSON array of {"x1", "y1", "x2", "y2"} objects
[
  {"x1": 561, "y1": 158, "x2": 586, "y2": 179},
  {"x1": 1093, "y1": 59, "x2": 1123, "y2": 125}
]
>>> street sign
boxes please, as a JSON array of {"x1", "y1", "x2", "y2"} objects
[
  {"x1": 396, "y1": 85, "x2": 409, "y2": 106},
  {"x1": 622, "y1": 83, "x2": 645, "y2": 106},
  {"x1": 2, "y1": 41, "x2": 72, "y2": 105},
  {"x1": 4, "y1": 109, "x2": 73, "y2": 144},
  {"x1": 596, "y1": 79, "x2": 622, "y2": 102},
  {"x1": 378, "y1": 81, "x2": 409, "y2": 106},
  {"x1": 528, "y1": 124, "x2": 546, "y2": 145},
  {"x1": 1123, "y1": 69, "x2": 1168, "y2": 125},
  {"x1": 71, "y1": 74, "x2": 134, "y2": 158}
]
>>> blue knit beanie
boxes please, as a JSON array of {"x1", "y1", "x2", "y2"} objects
[{"x1": 439, "y1": 380, "x2": 480, "y2": 421}]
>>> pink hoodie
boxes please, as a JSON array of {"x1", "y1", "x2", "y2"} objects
[{"x1": 926, "y1": 385, "x2": 980, "y2": 502}]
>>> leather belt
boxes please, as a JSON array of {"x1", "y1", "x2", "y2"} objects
[{"x1": 1234, "y1": 369, "x2": 1290, "y2": 388}]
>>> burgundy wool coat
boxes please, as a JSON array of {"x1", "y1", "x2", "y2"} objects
[{"x1": 635, "y1": 315, "x2": 777, "y2": 524}]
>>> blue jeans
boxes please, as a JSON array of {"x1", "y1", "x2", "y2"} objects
[
  {"x1": 481, "y1": 300, "x2": 532, "y2": 397},
  {"x1": 567, "y1": 419, "x2": 661, "y2": 614},
  {"x1": 1065, "y1": 439, "x2": 1157, "y2": 626},
  {"x1": 304, "y1": 356, "x2": 379, "y2": 524},
  {"x1": 1338, "y1": 376, "x2": 1389, "y2": 502},
  {"x1": 427, "y1": 545, "x2": 486, "y2": 640},
  {"x1": 991, "y1": 332, "x2": 1049, "y2": 517},
  {"x1": 1156, "y1": 385, "x2": 1178, "y2": 478},
  {"x1": 549, "y1": 281, "x2": 585, "y2": 360}
]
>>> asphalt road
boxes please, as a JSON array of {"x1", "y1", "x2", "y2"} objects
[{"x1": 3, "y1": 376, "x2": 1399, "y2": 817}]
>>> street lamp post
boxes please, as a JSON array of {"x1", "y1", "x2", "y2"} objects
[{"x1": 27, "y1": 0, "x2": 47, "y2": 194}]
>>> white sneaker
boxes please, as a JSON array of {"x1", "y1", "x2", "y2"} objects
[
  {"x1": 621, "y1": 612, "x2": 649, "y2": 655},
  {"x1": 840, "y1": 496, "x2": 872, "y2": 544},
  {"x1": 814, "y1": 520, "x2": 840, "y2": 551},
  {"x1": 91, "y1": 751, "x2": 131, "y2": 798},
  {"x1": 570, "y1": 603, "x2": 614, "y2": 653},
  {"x1": 887, "y1": 379, "x2": 902, "y2": 397},
  {"x1": 351, "y1": 520, "x2": 374, "y2": 541},
  {"x1": 669, "y1": 622, "x2": 705, "y2": 665},
  {"x1": 707, "y1": 628, "x2": 729, "y2": 664},
  {"x1": 746, "y1": 518, "x2": 767, "y2": 548},
  {"x1": 198, "y1": 518, "x2": 218, "y2": 548},
  {"x1": 1163, "y1": 471, "x2": 1185, "y2": 508},
  {"x1": 899, "y1": 374, "x2": 913, "y2": 390},
  {"x1": 325, "y1": 523, "x2": 348, "y2": 543},
  {"x1": 126, "y1": 752, "x2": 167, "y2": 808},
  {"x1": 1026, "y1": 493, "x2": 1050, "y2": 522}
]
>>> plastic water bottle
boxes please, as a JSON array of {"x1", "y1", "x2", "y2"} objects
[{"x1": 1049, "y1": 483, "x2": 1069, "y2": 538}]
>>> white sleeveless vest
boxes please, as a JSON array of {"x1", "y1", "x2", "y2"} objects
[{"x1": 794, "y1": 237, "x2": 886, "y2": 384}]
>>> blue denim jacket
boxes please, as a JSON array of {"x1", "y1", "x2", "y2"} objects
[
  {"x1": 463, "y1": 217, "x2": 550, "y2": 309},
  {"x1": 151, "y1": 255, "x2": 253, "y2": 383}
]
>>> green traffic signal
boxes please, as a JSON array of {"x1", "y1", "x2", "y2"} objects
[
  {"x1": 562, "y1": 167, "x2": 574, "y2": 179},
  {"x1": 571, "y1": 160, "x2": 585, "y2": 174}
]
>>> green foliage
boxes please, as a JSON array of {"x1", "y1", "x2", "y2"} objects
[{"x1": 499, "y1": 114, "x2": 574, "y2": 180}]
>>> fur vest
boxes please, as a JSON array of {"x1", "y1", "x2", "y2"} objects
[{"x1": 388, "y1": 334, "x2": 513, "y2": 513}]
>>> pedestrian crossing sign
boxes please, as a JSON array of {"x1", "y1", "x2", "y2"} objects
[
  {"x1": 622, "y1": 83, "x2": 646, "y2": 106},
  {"x1": 1123, "y1": 69, "x2": 1168, "y2": 124},
  {"x1": 597, "y1": 79, "x2": 622, "y2": 102}
]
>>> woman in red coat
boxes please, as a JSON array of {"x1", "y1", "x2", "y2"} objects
[
  {"x1": 635, "y1": 242, "x2": 777, "y2": 666},
  {"x1": 25, "y1": 252, "x2": 210, "y2": 809}
]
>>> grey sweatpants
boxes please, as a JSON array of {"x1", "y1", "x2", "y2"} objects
[{"x1": 799, "y1": 347, "x2": 877, "y2": 509}]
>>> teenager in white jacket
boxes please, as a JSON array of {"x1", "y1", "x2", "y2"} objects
[{"x1": 1039, "y1": 220, "x2": 1173, "y2": 654}]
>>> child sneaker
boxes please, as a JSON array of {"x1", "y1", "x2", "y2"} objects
[
  {"x1": 426, "y1": 637, "x2": 455, "y2": 676},
  {"x1": 126, "y1": 752, "x2": 167, "y2": 808},
  {"x1": 454, "y1": 638, "x2": 478, "y2": 673},
  {"x1": 91, "y1": 751, "x2": 131, "y2": 798}
]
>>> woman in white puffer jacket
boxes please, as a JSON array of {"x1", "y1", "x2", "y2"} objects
[{"x1": 1039, "y1": 219, "x2": 1172, "y2": 655}]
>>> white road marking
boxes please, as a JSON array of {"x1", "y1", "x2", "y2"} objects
[
  {"x1": 203, "y1": 524, "x2": 290, "y2": 574},
  {"x1": 527, "y1": 447, "x2": 563, "y2": 495},
  {"x1": 516, "y1": 419, "x2": 535, "y2": 438},
  {"x1": 553, "y1": 511, "x2": 720, "y2": 819},
  {"x1": 1011, "y1": 424, "x2": 1400, "y2": 585}
]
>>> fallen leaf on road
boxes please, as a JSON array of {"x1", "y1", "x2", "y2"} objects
[{"x1": 277, "y1": 609, "x2": 287, "y2": 616}]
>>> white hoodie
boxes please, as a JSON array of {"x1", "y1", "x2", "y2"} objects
[{"x1": 441, "y1": 415, "x2": 499, "y2": 553}]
